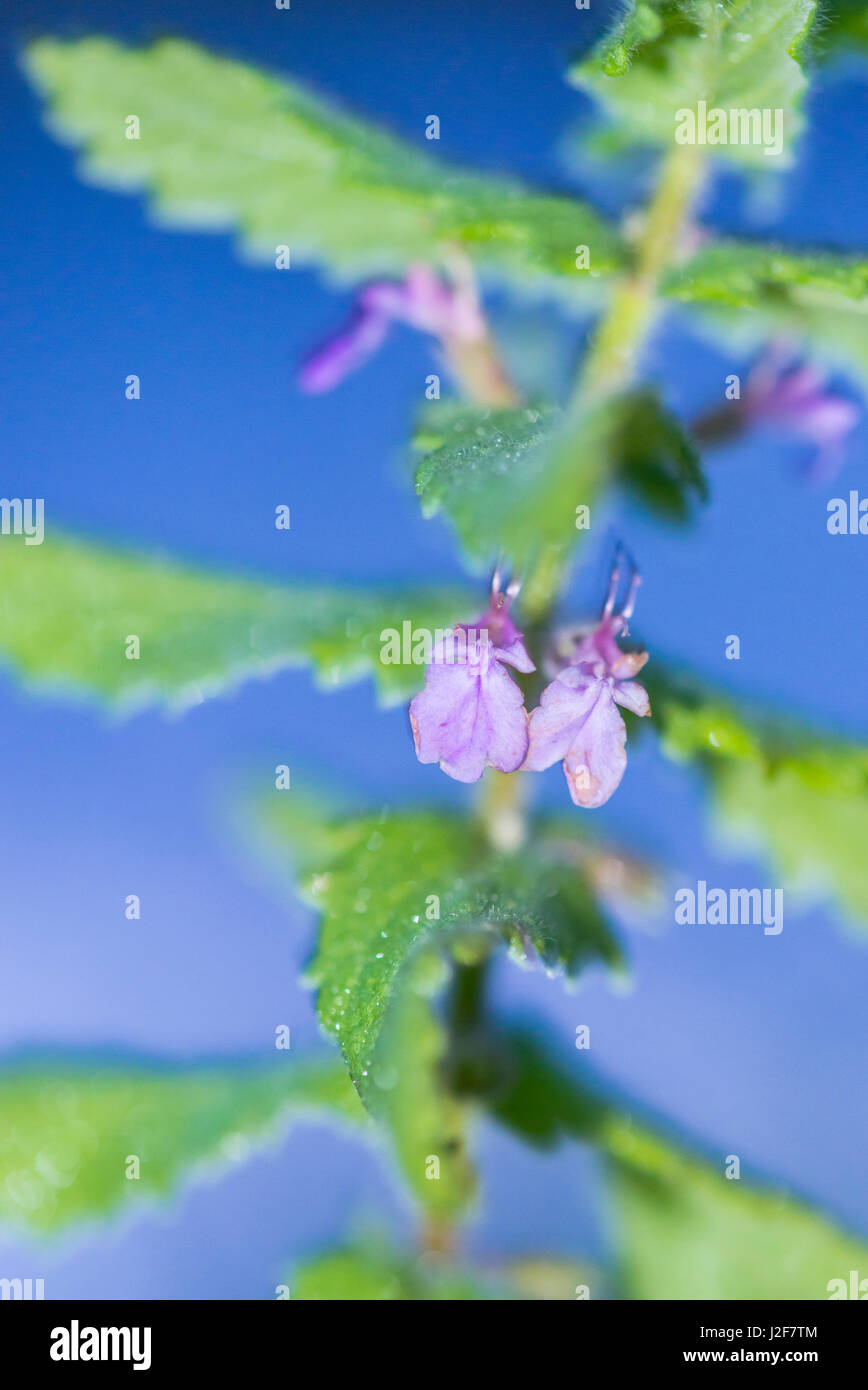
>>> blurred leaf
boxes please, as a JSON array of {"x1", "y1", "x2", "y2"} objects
[
  {"x1": 713, "y1": 751, "x2": 868, "y2": 926},
  {"x1": 649, "y1": 669, "x2": 764, "y2": 761},
  {"x1": 291, "y1": 1240, "x2": 507, "y2": 1300},
  {"x1": 0, "y1": 1055, "x2": 363, "y2": 1233},
  {"x1": 611, "y1": 389, "x2": 707, "y2": 521},
  {"x1": 25, "y1": 37, "x2": 621, "y2": 297},
  {"x1": 291, "y1": 1239, "x2": 588, "y2": 1299},
  {"x1": 0, "y1": 530, "x2": 473, "y2": 711},
  {"x1": 537, "y1": 816, "x2": 665, "y2": 914},
  {"x1": 258, "y1": 798, "x2": 620, "y2": 1097},
  {"x1": 664, "y1": 241, "x2": 868, "y2": 309},
  {"x1": 649, "y1": 666, "x2": 868, "y2": 924},
  {"x1": 489, "y1": 1029, "x2": 607, "y2": 1148},
  {"x1": 505, "y1": 1256, "x2": 598, "y2": 1301},
  {"x1": 368, "y1": 956, "x2": 477, "y2": 1221},
  {"x1": 480, "y1": 1028, "x2": 868, "y2": 1298},
  {"x1": 606, "y1": 1115, "x2": 868, "y2": 1298},
  {"x1": 569, "y1": 0, "x2": 819, "y2": 168},
  {"x1": 663, "y1": 242, "x2": 868, "y2": 387}
]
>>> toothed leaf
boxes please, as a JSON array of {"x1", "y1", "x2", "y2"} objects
[
  {"x1": 26, "y1": 36, "x2": 621, "y2": 299},
  {"x1": 0, "y1": 531, "x2": 473, "y2": 711},
  {"x1": 0, "y1": 1056, "x2": 362, "y2": 1233},
  {"x1": 570, "y1": 0, "x2": 820, "y2": 168}
]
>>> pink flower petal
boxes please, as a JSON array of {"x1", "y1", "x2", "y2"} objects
[
  {"x1": 562, "y1": 688, "x2": 628, "y2": 808},
  {"x1": 613, "y1": 679, "x2": 651, "y2": 717},
  {"x1": 409, "y1": 650, "x2": 527, "y2": 783},
  {"x1": 524, "y1": 667, "x2": 601, "y2": 771},
  {"x1": 299, "y1": 308, "x2": 390, "y2": 393},
  {"x1": 494, "y1": 634, "x2": 535, "y2": 673}
]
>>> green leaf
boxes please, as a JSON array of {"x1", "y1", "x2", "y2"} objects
[
  {"x1": 291, "y1": 1240, "x2": 507, "y2": 1300},
  {"x1": 664, "y1": 241, "x2": 868, "y2": 310},
  {"x1": 255, "y1": 798, "x2": 481, "y2": 1220},
  {"x1": 815, "y1": 0, "x2": 868, "y2": 54},
  {"x1": 0, "y1": 1055, "x2": 363, "y2": 1233},
  {"x1": 258, "y1": 798, "x2": 620, "y2": 1097},
  {"x1": 444, "y1": 851, "x2": 621, "y2": 980},
  {"x1": 367, "y1": 954, "x2": 477, "y2": 1220},
  {"x1": 713, "y1": 751, "x2": 868, "y2": 927},
  {"x1": 413, "y1": 389, "x2": 706, "y2": 575},
  {"x1": 605, "y1": 1115, "x2": 868, "y2": 1298},
  {"x1": 413, "y1": 399, "x2": 567, "y2": 571},
  {"x1": 611, "y1": 388, "x2": 708, "y2": 522},
  {"x1": 648, "y1": 668, "x2": 764, "y2": 761},
  {"x1": 257, "y1": 795, "x2": 618, "y2": 1219},
  {"x1": 488, "y1": 1029, "x2": 607, "y2": 1148},
  {"x1": 25, "y1": 37, "x2": 621, "y2": 298},
  {"x1": 648, "y1": 666, "x2": 868, "y2": 924},
  {"x1": 479, "y1": 1030, "x2": 868, "y2": 1299},
  {"x1": 570, "y1": 0, "x2": 820, "y2": 168},
  {"x1": 663, "y1": 241, "x2": 868, "y2": 387},
  {"x1": 0, "y1": 530, "x2": 473, "y2": 711},
  {"x1": 412, "y1": 397, "x2": 612, "y2": 577},
  {"x1": 291, "y1": 1241, "x2": 591, "y2": 1300},
  {"x1": 505, "y1": 1257, "x2": 598, "y2": 1301}
]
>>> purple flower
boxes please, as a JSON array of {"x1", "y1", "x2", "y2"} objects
[
  {"x1": 744, "y1": 350, "x2": 860, "y2": 483},
  {"x1": 409, "y1": 578, "x2": 534, "y2": 783},
  {"x1": 299, "y1": 263, "x2": 485, "y2": 393},
  {"x1": 524, "y1": 555, "x2": 650, "y2": 809}
]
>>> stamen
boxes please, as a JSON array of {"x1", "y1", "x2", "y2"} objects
[
  {"x1": 620, "y1": 569, "x2": 642, "y2": 622},
  {"x1": 505, "y1": 575, "x2": 522, "y2": 601},
  {"x1": 602, "y1": 551, "x2": 622, "y2": 619}
]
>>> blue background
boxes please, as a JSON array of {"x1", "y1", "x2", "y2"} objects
[{"x1": 1, "y1": 0, "x2": 867, "y2": 1297}]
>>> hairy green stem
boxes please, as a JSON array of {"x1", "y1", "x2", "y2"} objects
[
  {"x1": 577, "y1": 143, "x2": 705, "y2": 403},
  {"x1": 521, "y1": 143, "x2": 707, "y2": 620},
  {"x1": 476, "y1": 766, "x2": 529, "y2": 852}
]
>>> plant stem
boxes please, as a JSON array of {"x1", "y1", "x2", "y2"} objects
[
  {"x1": 421, "y1": 1214, "x2": 457, "y2": 1259},
  {"x1": 476, "y1": 765, "x2": 528, "y2": 852},
  {"x1": 522, "y1": 544, "x2": 572, "y2": 623},
  {"x1": 447, "y1": 956, "x2": 491, "y2": 1036},
  {"x1": 576, "y1": 143, "x2": 704, "y2": 403},
  {"x1": 520, "y1": 144, "x2": 707, "y2": 619}
]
